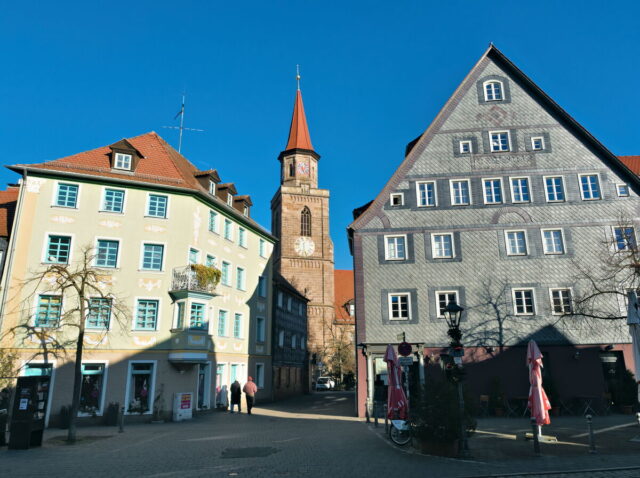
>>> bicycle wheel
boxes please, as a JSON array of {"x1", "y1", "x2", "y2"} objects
[{"x1": 389, "y1": 424, "x2": 411, "y2": 446}]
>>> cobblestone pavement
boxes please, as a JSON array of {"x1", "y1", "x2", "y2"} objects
[{"x1": 2, "y1": 392, "x2": 640, "y2": 478}]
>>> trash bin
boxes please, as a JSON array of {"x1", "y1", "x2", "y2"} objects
[{"x1": 8, "y1": 376, "x2": 50, "y2": 450}]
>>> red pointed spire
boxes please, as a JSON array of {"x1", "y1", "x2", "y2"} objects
[{"x1": 285, "y1": 89, "x2": 314, "y2": 151}]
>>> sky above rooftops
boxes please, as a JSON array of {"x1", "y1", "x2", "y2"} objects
[{"x1": 2, "y1": 1, "x2": 639, "y2": 270}]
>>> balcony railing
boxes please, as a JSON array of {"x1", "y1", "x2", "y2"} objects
[{"x1": 171, "y1": 265, "x2": 217, "y2": 295}]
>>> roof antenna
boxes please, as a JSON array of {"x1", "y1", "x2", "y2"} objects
[
  {"x1": 296, "y1": 64, "x2": 301, "y2": 91},
  {"x1": 162, "y1": 92, "x2": 204, "y2": 153}
]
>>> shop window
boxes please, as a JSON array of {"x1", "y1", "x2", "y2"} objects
[
  {"x1": 80, "y1": 363, "x2": 105, "y2": 415},
  {"x1": 127, "y1": 362, "x2": 154, "y2": 414}
]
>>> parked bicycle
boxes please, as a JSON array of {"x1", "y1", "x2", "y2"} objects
[{"x1": 388, "y1": 419, "x2": 411, "y2": 446}]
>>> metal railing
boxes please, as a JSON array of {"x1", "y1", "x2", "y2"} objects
[{"x1": 171, "y1": 266, "x2": 216, "y2": 294}]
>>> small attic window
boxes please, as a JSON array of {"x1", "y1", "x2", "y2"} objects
[
  {"x1": 114, "y1": 153, "x2": 132, "y2": 170},
  {"x1": 243, "y1": 205, "x2": 249, "y2": 217},
  {"x1": 390, "y1": 193, "x2": 404, "y2": 207},
  {"x1": 484, "y1": 81, "x2": 504, "y2": 101},
  {"x1": 209, "y1": 180, "x2": 216, "y2": 195},
  {"x1": 227, "y1": 194, "x2": 233, "y2": 206},
  {"x1": 459, "y1": 140, "x2": 472, "y2": 154},
  {"x1": 531, "y1": 136, "x2": 545, "y2": 151}
]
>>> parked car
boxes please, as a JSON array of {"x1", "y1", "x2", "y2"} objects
[{"x1": 315, "y1": 377, "x2": 335, "y2": 391}]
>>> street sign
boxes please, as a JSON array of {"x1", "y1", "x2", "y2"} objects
[
  {"x1": 398, "y1": 341, "x2": 412, "y2": 357},
  {"x1": 399, "y1": 357, "x2": 414, "y2": 366}
]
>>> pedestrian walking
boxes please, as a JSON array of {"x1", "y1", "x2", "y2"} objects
[
  {"x1": 230, "y1": 380, "x2": 242, "y2": 413},
  {"x1": 243, "y1": 377, "x2": 258, "y2": 415}
]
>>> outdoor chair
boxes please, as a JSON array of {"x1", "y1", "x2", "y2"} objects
[{"x1": 503, "y1": 397, "x2": 519, "y2": 417}]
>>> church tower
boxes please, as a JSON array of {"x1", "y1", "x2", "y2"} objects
[{"x1": 271, "y1": 81, "x2": 335, "y2": 358}]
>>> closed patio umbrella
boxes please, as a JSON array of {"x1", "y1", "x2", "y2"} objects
[
  {"x1": 627, "y1": 291, "x2": 640, "y2": 403},
  {"x1": 384, "y1": 344, "x2": 408, "y2": 420},
  {"x1": 527, "y1": 340, "x2": 551, "y2": 435}
]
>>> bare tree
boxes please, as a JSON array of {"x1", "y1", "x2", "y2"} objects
[
  {"x1": 2, "y1": 245, "x2": 129, "y2": 442},
  {"x1": 323, "y1": 319, "x2": 355, "y2": 384}
]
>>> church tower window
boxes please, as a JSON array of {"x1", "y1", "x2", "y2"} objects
[{"x1": 301, "y1": 207, "x2": 311, "y2": 236}]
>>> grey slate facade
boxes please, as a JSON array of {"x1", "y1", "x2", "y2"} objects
[{"x1": 349, "y1": 45, "x2": 640, "y2": 417}]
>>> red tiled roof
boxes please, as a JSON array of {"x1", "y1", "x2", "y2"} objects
[
  {"x1": 619, "y1": 156, "x2": 640, "y2": 176},
  {"x1": 0, "y1": 187, "x2": 19, "y2": 237},
  {"x1": 285, "y1": 90, "x2": 314, "y2": 151},
  {"x1": 334, "y1": 269, "x2": 355, "y2": 324}
]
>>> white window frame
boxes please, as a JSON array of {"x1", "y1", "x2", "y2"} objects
[
  {"x1": 221, "y1": 260, "x2": 232, "y2": 287},
  {"x1": 387, "y1": 292, "x2": 411, "y2": 321},
  {"x1": 389, "y1": 193, "x2": 404, "y2": 207},
  {"x1": 509, "y1": 176, "x2": 532, "y2": 203},
  {"x1": 482, "y1": 177, "x2": 503, "y2": 205},
  {"x1": 255, "y1": 363, "x2": 265, "y2": 389},
  {"x1": 123, "y1": 360, "x2": 157, "y2": 415},
  {"x1": 77, "y1": 360, "x2": 110, "y2": 417},
  {"x1": 85, "y1": 295, "x2": 114, "y2": 331},
  {"x1": 139, "y1": 241, "x2": 166, "y2": 272},
  {"x1": 114, "y1": 153, "x2": 132, "y2": 170},
  {"x1": 259, "y1": 239, "x2": 267, "y2": 258},
  {"x1": 196, "y1": 361, "x2": 212, "y2": 410},
  {"x1": 188, "y1": 246, "x2": 200, "y2": 265},
  {"x1": 32, "y1": 292, "x2": 64, "y2": 329},
  {"x1": 94, "y1": 236, "x2": 121, "y2": 269},
  {"x1": 100, "y1": 186, "x2": 127, "y2": 214},
  {"x1": 543, "y1": 175, "x2": 566, "y2": 203},
  {"x1": 227, "y1": 193, "x2": 233, "y2": 206},
  {"x1": 42, "y1": 232, "x2": 75, "y2": 264},
  {"x1": 436, "y1": 290, "x2": 459, "y2": 318},
  {"x1": 384, "y1": 234, "x2": 408, "y2": 261},
  {"x1": 172, "y1": 300, "x2": 187, "y2": 329},
  {"x1": 612, "y1": 226, "x2": 637, "y2": 252},
  {"x1": 208, "y1": 210, "x2": 219, "y2": 234},
  {"x1": 224, "y1": 218, "x2": 234, "y2": 241},
  {"x1": 459, "y1": 140, "x2": 472, "y2": 154},
  {"x1": 483, "y1": 80, "x2": 504, "y2": 102},
  {"x1": 505, "y1": 230, "x2": 528, "y2": 256},
  {"x1": 145, "y1": 193, "x2": 169, "y2": 219},
  {"x1": 52, "y1": 181, "x2": 81, "y2": 209},
  {"x1": 549, "y1": 288, "x2": 573, "y2": 315},
  {"x1": 243, "y1": 205, "x2": 249, "y2": 217},
  {"x1": 236, "y1": 266, "x2": 246, "y2": 291},
  {"x1": 531, "y1": 136, "x2": 545, "y2": 151},
  {"x1": 209, "y1": 180, "x2": 216, "y2": 195},
  {"x1": 616, "y1": 183, "x2": 630, "y2": 197},
  {"x1": 578, "y1": 173, "x2": 602, "y2": 201},
  {"x1": 217, "y1": 308, "x2": 229, "y2": 337},
  {"x1": 238, "y1": 227, "x2": 247, "y2": 248},
  {"x1": 431, "y1": 233, "x2": 455, "y2": 259},
  {"x1": 541, "y1": 228, "x2": 565, "y2": 255},
  {"x1": 489, "y1": 130, "x2": 511, "y2": 152},
  {"x1": 512, "y1": 288, "x2": 536, "y2": 316},
  {"x1": 416, "y1": 181, "x2": 437, "y2": 207},
  {"x1": 132, "y1": 296, "x2": 163, "y2": 331},
  {"x1": 449, "y1": 179, "x2": 472, "y2": 206}
]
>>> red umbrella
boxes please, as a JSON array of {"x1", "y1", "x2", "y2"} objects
[
  {"x1": 384, "y1": 344, "x2": 408, "y2": 420},
  {"x1": 527, "y1": 340, "x2": 551, "y2": 428}
]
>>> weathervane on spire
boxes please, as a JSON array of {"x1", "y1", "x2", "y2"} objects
[
  {"x1": 296, "y1": 64, "x2": 301, "y2": 91},
  {"x1": 162, "y1": 92, "x2": 204, "y2": 154}
]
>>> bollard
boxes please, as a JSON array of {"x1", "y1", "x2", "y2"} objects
[
  {"x1": 586, "y1": 414, "x2": 596, "y2": 454},
  {"x1": 374, "y1": 401, "x2": 379, "y2": 428},
  {"x1": 118, "y1": 406, "x2": 125, "y2": 433},
  {"x1": 530, "y1": 417, "x2": 540, "y2": 456},
  {"x1": 636, "y1": 412, "x2": 640, "y2": 427},
  {"x1": 384, "y1": 404, "x2": 389, "y2": 434}
]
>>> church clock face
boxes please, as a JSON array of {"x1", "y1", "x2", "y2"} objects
[
  {"x1": 297, "y1": 161, "x2": 309, "y2": 175},
  {"x1": 294, "y1": 236, "x2": 315, "y2": 257}
]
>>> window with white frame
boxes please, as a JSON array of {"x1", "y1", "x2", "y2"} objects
[
  {"x1": 255, "y1": 363, "x2": 265, "y2": 388},
  {"x1": 208, "y1": 210, "x2": 218, "y2": 233},
  {"x1": 510, "y1": 177, "x2": 530, "y2": 202},
  {"x1": 243, "y1": 205, "x2": 249, "y2": 217},
  {"x1": 233, "y1": 313, "x2": 242, "y2": 338},
  {"x1": 217, "y1": 309, "x2": 228, "y2": 336},
  {"x1": 80, "y1": 363, "x2": 105, "y2": 415},
  {"x1": 579, "y1": 174, "x2": 601, "y2": 200},
  {"x1": 238, "y1": 227, "x2": 247, "y2": 248},
  {"x1": 102, "y1": 188, "x2": 125, "y2": 213},
  {"x1": 490, "y1": 131, "x2": 510, "y2": 152},
  {"x1": 505, "y1": 230, "x2": 528, "y2": 255},
  {"x1": 544, "y1": 176, "x2": 565, "y2": 202},
  {"x1": 390, "y1": 193, "x2": 404, "y2": 206},
  {"x1": 531, "y1": 136, "x2": 545, "y2": 151},
  {"x1": 227, "y1": 194, "x2": 233, "y2": 207},
  {"x1": 236, "y1": 267, "x2": 245, "y2": 290},
  {"x1": 384, "y1": 235, "x2": 407, "y2": 260},
  {"x1": 209, "y1": 180, "x2": 216, "y2": 195},
  {"x1": 221, "y1": 261, "x2": 231, "y2": 286},
  {"x1": 135, "y1": 299, "x2": 159, "y2": 330},
  {"x1": 416, "y1": 181, "x2": 436, "y2": 207},
  {"x1": 256, "y1": 317, "x2": 266, "y2": 342},
  {"x1": 46, "y1": 235, "x2": 71, "y2": 263},
  {"x1": 513, "y1": 289, "x2": 535, "y2": 315},
  {"x1": 259, "y1": 239, "x2": 267, "y2": 257},
  {"x1": 126, "y1": 362, "x2": 154, "y2": 413},
  {"x1": 614, "y1": 227, "x2": 636, "y2": 251},
  {"x1": 87, "y1": 298, "x2": 111, "y2": 329},
  {"x1": 174, "y1": 301, "x2": 185, "y2": 329},
  {"x1": 459, "y1": 140, "x2": 472, "y2": 154},
  {"x1": 190, "y1": 302, "x2": 207, "y2": 330},
  {"x1": 617, "y1": 184, "x2": 630, "y2": 197},
  {"x1": 542, "y1": 229, "x2": 565, "y2": 254},
  {"x1": 188, "y1": 248, "x2": 199, "y2": 265},
  {"x1": 483, "y1": 178, "x2": 503, "y2": 204},
  {"x1": 96, "y1": 239, "x2": 119, "y2": 268},
  {"x1": 484, "y1": 80, "x2": 503, "y2": 101},
  {"x1": 450, "y1": 180, "x2": 471, "y2": 205},
  {"x1": 224, "y1": 219, "x2": 233, "y2": 240},
  {"x1": 114, "y1": 153, "x2": 132, "y2": 170},
  {"x1": 550, "y1": 289, "x2": 572, "y2": 315},
  {"x1": 205, "y1": 254, "x2": 216, "y2": 268},
  {"x1": 141, "y1": 243, "x2": 164, "y2": 271},
  {"x1": 147, "y1": 194, "x2": 168, "y2": 218},
  {"x1": 432, "y1": 233, "x2": 454, "y2": 258},
  {"x1": 258, "y1": 276, "x2": 267, "y2": 297},
  {"x1": 436, "y1": 291, "x2": 458, "y2": 318},
  {"x1": 35, "y1": 295, "x2": 62, "y2": 327},
  {"x1": 388, "y1": 293, "x2": 410, "y2": 320},
  {"x1": 55, "y1": 183, "x2": 79, "y2": 208}
]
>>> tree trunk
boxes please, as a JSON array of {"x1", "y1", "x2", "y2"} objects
[{"x1": 67, "y1": 305, "x2": 86, "y2": 443}]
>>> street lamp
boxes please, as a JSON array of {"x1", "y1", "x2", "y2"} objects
[{"x1": 442, "y1": 299, "x2": 468, "y2": 457}]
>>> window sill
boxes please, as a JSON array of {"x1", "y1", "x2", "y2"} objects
[
  {"x1": 138, "y1": 269, "x2": 164, "y2": 273},
  {"x1": 132, "y1": 329, "x2": 158, "y2": 333},
  {"x1": 51, "y1": 205, "x2": 78, "y2": 210},
  {"x1": 144, "y1": 215, "x2": 168, "y2": 220},
  {"x1": 581, "y1": 198, "x2": 602, "y2": 201},
  {"x1": 98, "y1": 210, "x2": 124, "y2": 215}
]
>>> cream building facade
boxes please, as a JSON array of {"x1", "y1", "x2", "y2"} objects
[{"x1": 0, "y1": 132, "x2": 275, "y2": 425}]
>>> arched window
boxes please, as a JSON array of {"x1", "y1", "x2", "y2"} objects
[
  {"x1": 301, "y1": 207, "x2": 311, "y2": 236},
  {"x1": 484, "y1": 80, "x2": 503, "y2": 101}
]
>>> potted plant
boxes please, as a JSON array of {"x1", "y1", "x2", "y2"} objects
[
  {"x1": 488, "y1": 377, "x2": 505, "y2": 417},
  {"x1": 410, "y1": 376, "x2": 476, "y2": 457},
  {"x1": 190, "y1": 264, "x2": 221, "y2": 292}
]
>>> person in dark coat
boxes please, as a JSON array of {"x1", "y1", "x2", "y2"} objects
[{"x1": 229, "y1": 380, "x2": 242, "y2": 413}]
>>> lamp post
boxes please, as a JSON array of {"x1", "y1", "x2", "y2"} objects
[{"x1": 443, "y1": 300, "x2": 468, "y2": 457}]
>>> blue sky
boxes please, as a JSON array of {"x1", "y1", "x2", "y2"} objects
[{"x1": 2, "y1": 1, "x2": 639, "y2": 270}]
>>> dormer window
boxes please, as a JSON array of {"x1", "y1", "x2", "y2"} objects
[
  {"x1": 227, "y1": 194, "x2": 233, "y2": 206},
  {"x1": 531, "y1": 136, "x2": 545, "y2": 151},
  {"x1": 243, "y1": 205, "x2": 249, "y2": 217},
  {"x1": 484, "y1": 81, "x2": 504, "y2": 101},
  {"x1": 114, "y1": 153, "x2": 132, "y2": 170},
  {"x1": 209, "y1": 180, "x2": 216, "y2": 195},
  {"x1": 459, "y1": 140, "x2": 472, "y2": 154}
]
